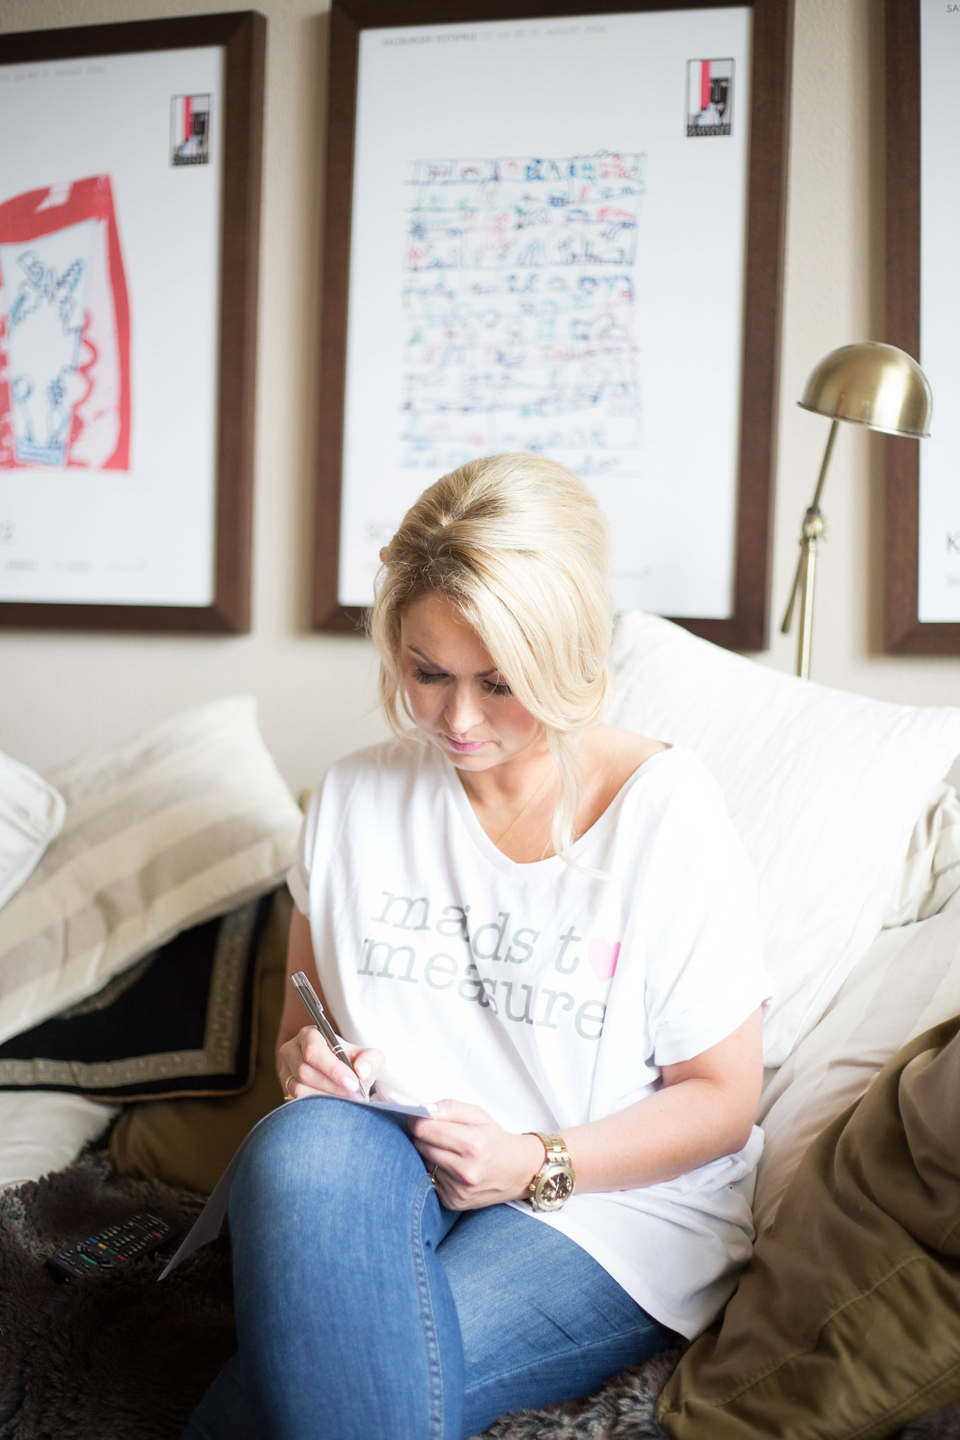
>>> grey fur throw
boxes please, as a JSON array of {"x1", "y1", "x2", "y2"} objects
[
  {"x1": 470, "y1": 1349, "x2": 680, "y2": 1439},
  {"x1": 0, "y1": 1151, "x2": 958, "y2": 1440}
]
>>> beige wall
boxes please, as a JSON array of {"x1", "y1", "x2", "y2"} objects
[{"x1": 2, "y1": 0, "x2": 957, "y2": 793}]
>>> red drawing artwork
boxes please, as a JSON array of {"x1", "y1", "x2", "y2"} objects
[{"x1": 0, "y1": 174, "x2": 131, "y2": 471}]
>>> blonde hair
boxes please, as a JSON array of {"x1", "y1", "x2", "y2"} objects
[{"x1": 369, "y1": 453, "x2": 614, "y2": 863}]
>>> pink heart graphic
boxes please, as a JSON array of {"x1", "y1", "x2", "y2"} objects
[{"x1": 588, "y1": 938, "x2": 621, "y2": 982}]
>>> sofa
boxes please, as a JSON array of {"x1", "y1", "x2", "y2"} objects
[{"x1": 2, "y1": 612, "x2": 960, "y2": 1440}]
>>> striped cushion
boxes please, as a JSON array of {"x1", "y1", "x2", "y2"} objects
[{"x1": 0, "y1": 698, "x2": 302, "y2": 1047}]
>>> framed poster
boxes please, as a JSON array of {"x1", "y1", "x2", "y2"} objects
[
  {"x1": 313, "y1": 0, "x2": 793, "y2": 650},
  {"x1": 886, "y1": 0, "x2": 960, "y2": 654},
  {"x1": 0, "y1": 12, "x2": 265, "y2": 633}
]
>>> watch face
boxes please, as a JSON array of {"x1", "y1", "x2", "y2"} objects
[{"x1": 534, "y1": 1166, "x2": 575, "y2": 1210}]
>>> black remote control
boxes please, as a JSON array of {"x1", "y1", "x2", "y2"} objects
[{"x1": 47, "y1": 1211, "x2": 176, "y2": 1280}]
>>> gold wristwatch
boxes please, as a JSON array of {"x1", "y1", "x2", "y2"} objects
[{"x1": 525, "y1": 1131, "x2": 575, "y2": 1211}]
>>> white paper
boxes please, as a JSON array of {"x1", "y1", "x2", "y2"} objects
[
  {"x1": 918, "y1": 0, "x2": 960, "y2": 621},
  {"x1": 338, "y1": 7, "x2": 752, "y2": 619},
  {"x1": 0, "y1": 47, "x2": 224, "y2": 605},
  {"x1": 159, "y1": 1091, "x2": 433, "y2": 1280}
]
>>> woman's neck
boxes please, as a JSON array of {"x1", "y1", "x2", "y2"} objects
[
  {"x1": 454, "y1": 741, "x2": 561, "y2": 861},
  {"x1": 450, "y1": 726, "x2": 669, "y2": 863}
]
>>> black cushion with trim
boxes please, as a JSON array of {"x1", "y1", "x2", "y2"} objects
[{"x1": 0, "y1": 894, "x2": 272, "y2": 1100}]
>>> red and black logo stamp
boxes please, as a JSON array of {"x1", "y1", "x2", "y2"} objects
[
  {"x1": 686, "y1": 60, "x2": 734, "y2": 137},
  {"x1": 170, "y1": 95, "x2": 211, "y2": 166}
]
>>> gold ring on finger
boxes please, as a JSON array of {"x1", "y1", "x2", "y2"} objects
[
  {"x1": 428, "y1": 1164, "x2": 440, "y2": 1184},
  {"x1": 284, "y1": 1075, "x2": 296, "y2": 1101}
]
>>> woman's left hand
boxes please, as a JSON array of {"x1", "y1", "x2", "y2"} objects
[{"x1": 407, "y1": 1100, "x2": 545, "y2": 1210}]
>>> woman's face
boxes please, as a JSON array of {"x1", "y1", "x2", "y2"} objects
[{"x1": 399, "y1": 592, "x2": 547, "y2": 773}]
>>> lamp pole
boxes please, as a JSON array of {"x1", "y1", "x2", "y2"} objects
[{"x1": 781, "y1": 419, "x2": 838, "y2": 679}]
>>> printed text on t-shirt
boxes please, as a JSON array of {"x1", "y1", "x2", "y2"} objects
[{"x1": 356, "y1": 890, "x2": 621, "y2": 1040}]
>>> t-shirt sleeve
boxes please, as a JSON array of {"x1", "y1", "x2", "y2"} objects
[
  {"x1": 642, "y1": 771, "x2": 772, "y2": 1068},
  {"x1": 287, "y1": 784, "x2": 322, "y2": 915}
]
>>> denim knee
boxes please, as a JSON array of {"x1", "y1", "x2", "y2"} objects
[{"x1": 230, "y1": 1096, "x2": 412, "y2": 1222}]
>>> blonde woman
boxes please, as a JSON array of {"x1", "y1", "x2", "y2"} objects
[{"x1": 182, "y1": 454, "x2": 768, "y2": 1440}]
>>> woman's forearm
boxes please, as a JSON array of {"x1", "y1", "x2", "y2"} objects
[
  {"x1": 425, "y1": 1081, "x2": 751, "y2": 1210},
  {"x1": 554, "y1": 1010, "x2": 763, "y2": 1197},
  {"x1": 561, "y1": 1077, "x2": 753, "y2": 1196}
]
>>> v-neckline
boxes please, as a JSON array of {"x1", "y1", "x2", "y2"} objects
[{"x1": 438, "y1": 743, "x2": 676, "y2": 875}]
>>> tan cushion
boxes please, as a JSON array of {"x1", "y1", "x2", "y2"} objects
[
  {"x1": 0, "y1": 698, "x2": 301, "y2": 1047},
  {"x1": 107, "y1": 889, "x2": 290, "y2": 1195},
  {"x1": 658, "y1": 1013, "x2": 960, "y2": 1440}
]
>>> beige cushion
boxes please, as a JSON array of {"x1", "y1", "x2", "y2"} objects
[
  {"x1": 107, "y1": 888, "x2": 290, "y2": 1195},
  {"x1": 659, "y1": 1015, "x2": 960, "y2": 1440},
  {"x1": 0, "y1": 699, "x2": 301, "y2": 1047}
]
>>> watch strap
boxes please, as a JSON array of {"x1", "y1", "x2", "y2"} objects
[{"x1": 534, "y1": 1132, "x2": 571, "y2": 1169}]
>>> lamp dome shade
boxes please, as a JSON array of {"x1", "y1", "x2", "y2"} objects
[{"x1": 798, "y1": 342, "x2": 932, "y2": 437}]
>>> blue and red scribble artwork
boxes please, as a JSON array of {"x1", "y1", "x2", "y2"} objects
[
  {"x1": 0, "y1": 174, "x2": 131, "y2": 471},
  {"x1": 400, "y1": 153, "x2": 644, "y2": 477}
]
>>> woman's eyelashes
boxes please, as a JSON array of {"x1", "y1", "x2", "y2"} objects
[{"x1": 411, "y1": 666, "x2": 510, "y2": 696}]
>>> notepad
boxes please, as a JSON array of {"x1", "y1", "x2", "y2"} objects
[{"x1": 159, "y1": 1090, "x2": 433, "y2": 1279}]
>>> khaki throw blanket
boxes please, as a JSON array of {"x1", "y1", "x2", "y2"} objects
[{"x1": 658, "y1": 1014, "x2": 960, "y2": 1440}]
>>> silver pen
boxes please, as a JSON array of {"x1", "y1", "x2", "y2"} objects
[{"x1": 291, "y1": 970, "x2": 370, "y2": 1101}]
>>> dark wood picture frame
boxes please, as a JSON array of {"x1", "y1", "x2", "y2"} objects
[
  {"x1": 313, "y1": 0, "x2": 793, "y2": 650},
  {"x1": 0, "y1": 11, "x2": 265, "y2": 634},
  {"x1": 885, "y1": 0, "x2": 960, "y2": 654}
]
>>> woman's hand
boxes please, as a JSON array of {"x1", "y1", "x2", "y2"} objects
[
  {"x1": 407, "y1": 1100, "x2": 544, "y2": 1211},
  {"x1": 278, "y1": 1027, "x2": 384, "y2": 1101}
]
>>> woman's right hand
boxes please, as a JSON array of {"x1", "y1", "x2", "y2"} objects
[{"x1": 278, "y1": 1027, "x2": 384, "y2": 1101}]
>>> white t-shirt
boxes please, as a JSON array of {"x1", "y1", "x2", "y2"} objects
[{"x1": 289, "y1": 738, "x2": 771, "y2": 1338}]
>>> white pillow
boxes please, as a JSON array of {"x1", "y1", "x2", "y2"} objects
[
  {"x1": 753, "y1": 898, "x2": 960, "y2": 1231},
  {"x1": 606, "y1": 612, "x2": 960, "y2": 1066},
  {"x1": 0, "y1": 752, "x2": 65, "y2": 911},
  {"x1": 0, "y1": 697, "x2": 302, "y2": 1047},
  {"x1": 0, "y1": 1091, "x2": 118, "y2": 1190}
]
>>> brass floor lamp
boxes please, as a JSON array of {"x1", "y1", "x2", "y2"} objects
[{"x1": 782, "y1": 342, "x2": 933, "y2": 679}]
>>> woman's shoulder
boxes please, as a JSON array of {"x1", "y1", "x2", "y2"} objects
[
  {"x1": 571, "y1": 726, "x2": 667, "y2": 842},
  {"x1": 580, "y1": 725, "x2": 677, "y2": 812},
  {"x1": 584, "y1": 726, "x2": 729, "y2": 825},
  {"x1": 316, "y1": 736, "x2": 437, "y2": 804},
  {"x1": 301, "y1": 741, "x2": 429, "y2": 845},
  {"x1": 298, "y1": 740, "x2": 434, "y2": 873},
  {"x1": 583, "y1": 724, "x2": 668, "y2": 787}
]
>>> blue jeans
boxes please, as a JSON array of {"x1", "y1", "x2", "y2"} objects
[{"x1": 181, "y1": 1098, "x2": 674, "y2": 1440}]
